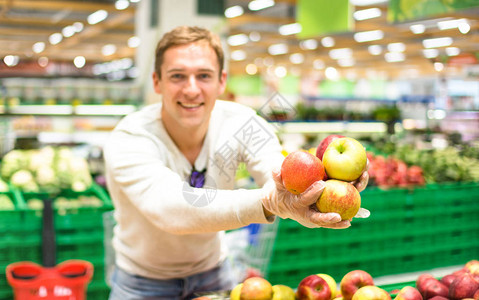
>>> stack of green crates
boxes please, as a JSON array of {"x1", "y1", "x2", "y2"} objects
[
  {"x1": 266, "y1": 182, "x2": 479, "y2": 288},
  {"x1": 0, "y1": 184, "x2": 113, "y2": 300}
]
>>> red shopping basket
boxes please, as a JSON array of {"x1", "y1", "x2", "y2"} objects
[{"x1": 6, "y1": 198, "x2": 94, "y2": 299}]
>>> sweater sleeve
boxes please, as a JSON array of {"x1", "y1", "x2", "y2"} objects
[{"x1": 104, "y1": 129, "x2": 271, "y2": 235}]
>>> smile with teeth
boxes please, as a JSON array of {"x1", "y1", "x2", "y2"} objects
[{"x1": 178, "y1": 102, "x2": 203, "y2": 108}]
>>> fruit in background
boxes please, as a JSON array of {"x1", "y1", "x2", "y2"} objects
[
  {"x1": 474, "y1": 289, "x2": 479, "y2": 299},
  {"x1": 240, "y1": 277, "x2": 273, "y2": 300},
  {"x1": 440, "y1": 274, "x2": 456, "y2": 288},
  {"x1": 427, "y1": 297, "x2": 448, "y2": 300},
  {"x1": 339, "y1": 270, "x2": 374, "y2": 300},
  {"x1": 351, "y1": 286, "x2": 391, "y2": 300},
  {"x1": 416, "y1": 276, "x2": 448, "y2": 299},
  {"x1": 464, "y1": 260, "x2": 479, "y2": 276},
  {"x1": 316, "y1": 179, "x2": 361, "y2": 220},
  {"x1": 272, "y1": 284, "x2": 296, "y2": 300},
  {"x1": 448, "y1": 272, "x2": 479, "y2": 300},
  {"x1": 281, "y1": 150, "x2": 326, "y2": 194},
  {"x1": 230, "y1": 283, "x2": 243, "y2": 300},
  {"x1": 297, "y1": 274, "x2": 332, "y2": 300},
  {"x1": 322, "y1": 137, "x2": 367, "y2": 182},
  {"x1": 316, "y1": 134, "x2": 345, "y2": 161},
  {"x1": 394, "y1": 286, "x2": 423, "y2": 300},
  {"x1": 317, "y1": 273, "x2": 338, "y2": 299}
]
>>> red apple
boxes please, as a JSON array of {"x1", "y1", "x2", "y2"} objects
[
  {"x1": 339, "y1": 270, "x2": 374, "y2": 300},
  {"x1": 473, "y1": 289, "x2": 479, "y2": 300},
  {"x1": 465, "y1": 260, "x2": 479, "y2": 276},
  {"x1": 322, "y1": 137, "x2": 367, "y2": 182},
  {"x1": 427, "y1": 297, "x2": 448, "y2": 300},
  {"x1": 240, "y1": 277, "x2": 273, "y2": 300},
  {"x1": 281, "y1": 150, "x2": 326, "y2": 195},
  {"x1": 316, "y1": 179, "x2": 361, "y2": 220},
  {"x1": 317, "y1": 273, "x2": 338, "y2": 299},
  {"x1": 449, "y1": 272, "x2": 479, "y2": 300},
  {"x1": 417, "y1": 277, "x2": 449, "y2": 299},
  {"x1": 440, "y1": 274, "x2": 456, "y2": 288},
  {"x1": 316, "y1": 134, "x2": 345, "y2": 161},
  {"x1": 297, "y1": 274, "x2": 332, "y2": 300},
  {"x1": 351, "y1": 286, "x2": 391, "y2": 300},
  {"x1": 395, "y1": 286, "x2": 423, "y2": 300}
]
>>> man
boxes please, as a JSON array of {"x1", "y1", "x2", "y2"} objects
[{"x1": 104, "y1": 26, "x2": 368, "y2": 299}]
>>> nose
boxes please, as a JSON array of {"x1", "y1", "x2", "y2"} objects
[{"x1": 183, "y1": 75, "x2": 200, "y2": 98}]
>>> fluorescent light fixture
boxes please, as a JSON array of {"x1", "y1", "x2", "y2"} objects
[
  {"x1": 245, "y1": 64, "x2": 258, "y2": 75},
  {"x1": 231, "y1": 50, "x2": 246, "y2": 61},
  {"x1": 422, "y1": 37, "x2": 453, "y2": 48},
  {"x1": 115, "y1": 0, "x2": 130, "y2": 10},
  {"x1": 300, "y1": 39, "x2": 318, "y2": 50},
  {"x1": 422, "y1": 48, "x2": 439, "y2": 58},
  {"x1": 279, "y1": 23, "x2": 302, "y2": 35},
  {"x1": 321, "y1": 36, "x2": 335, "y2": 47},
  {"x1": 130, "y1": 0, "x2": 141, "y2": 2},
  {"x1": 338, "y1": 58, "x2": 355, "y2": 67},
  {"x1": 102, "y1": 44, "x2": 117, "y2": 56},
  {"x1": 289, "y1": 53, "x2": 304, "y2": 64},
  {"x1": 128, "y1": 36, "x2": 140, "y2": 48},
  {"x1": 274, "y1": 66, "x2": 287, "y2": 78},
  {"x1": 38, "y1": 56, "x2": 49, "y2": 67},
  {"x1": 437, "y1": 18, "x2": 466, "y2": 30},
  {"x1": 458, "y1": 22, "x2": 470, "y2": 34},
  {"x1": 225, "y1": 5, "x2": 244, "y2": 18},
  {"x1": 62, "y1": 25, "x2": 76, "y2": 38},
  {"x1": 410, "y1": 24, "x2": 425, "y2": 34},
  {"x1": 268, "y1": 43, "x2": 288, "y2": 55},
  {"x1": 353, "y1": 8, "x2": 381, "y2": 21},
  {"x1": 248, "y1": 0, "x2": 275, "y2": 11},
  {"x1": 387, "y1": 42, "x2": 406, "y2": 52},
  {"x1": 329, "y1": 48, "x2": 353, "y2": 60},
  {"x1": 434, "y1": 62, "x2": 444, "y2": 72},
  {"x1": 73, "y1": 22, "x2": 84, "y2": 32},
  {"x1": 368, "y1": 44, "x2": 382, "y2": 55},
  {"x1": 313, "y1": 59, "x2": 324, "y2": 69},
  {"x1": 354, "y1": 30, "x2": 384, "y2": 42},
  {"x1": 249, "y1": 31, "x2": 261, "y2": 42},
  {"x1": 349, "y1": 0, "x2": 388, "y2": 5},
  {"x1": 33, "y1": 42, "x2": 45, "y2": 53},
  {"x1": 385, "y1": 52, "x2": 405, "y2": 62},
  {"x1": 227, "y1": 33, "x2": 248, "y2": 46},
  {"x1": 325, "y1": 67, "x2": 340, "y2": 80},
  {"x1": 3, "y1": 55, "x2": 19, "y2": 67},
  {"x1": 88, "y1": 10, "x2": 108, "y2": 25},
  {"x1": 49, "y1": 33, "x2": 63, "y2": 45},
  {"x1": 9, "y1": 105, "x2": 73, "y2": 115},
  {"x1": 445, "y1": 47, "x2": 460, "y2": 56},
  {"x1": 74, "y1": 56, "x2": 86, "y2": 68}
]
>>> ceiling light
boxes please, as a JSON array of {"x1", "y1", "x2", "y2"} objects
[
  {"x1": 274, "y1": 66, "x2": 287, "y2": 78},
  {"x1": 74, "y1": 56, "x2": 86, "y2": 68},
  {"x1": 387, "y1": 42, "x2": 406, "y2": 52},
  {"x1": 32, "y1": 42, "x2": 45, "y2": 54},
  {"x1": 385, "y1": 52, "x2": 405, "y2": 62},
  {"x1": 248, "y1": 0, "x2": 275, "y2": 11},
  {"x1": 353, "y1": 8, "x2": 381, "y2": 21},
  {"x1": 313, "y1": 59, "x2": 324, "y2": 70},
  {"x1": 410, "y1": 24, "x2": 425, "y2": 34},
  {"x1": 354, "y1": 30, "x2": 384, "y2": 42},
  {"x1": 321, "y1": 37, "x2": 335, "y2": 47},
  {"x1": 368, "y1": 44, "x2": 382, "y2": 55},
  {"x1": 458, "y1": 22, "x2": 470, "y2": 34},
  {"x1": 227, "y1": 33, "x2": 248, "y2": 46},
  {"x1": 225, "y1": 5, "x2": 244, "y2": 18},
  {"x1": 38, "y1": 56, "x2": 49, "y2": 67},
  {"x1": 289, "y1": 53, "x2": 304, "y2": 64},
  {"x1": 245, "y1": 64, "x2": 258, "y2": 75},
  {"x1": 300, "y1": 39, "x2": 318, "y2": 50},
  {"x1": 88, "y1": 10, "x2": 108, "y2": 25},
  {"x1": 279, "y1": 23, "x2": 302, "y2": 35},
  {"x1": 434, "y1": 62, "x2": 444, "y2": 72},
  {"x1": 102, "y1": 44, "x2": 117, "y2": 56},
  {"x1": 249, "y1": 32, "x2": 261, "y2": 42},
  {"x1": 349, "y1": 0, "x2": 388, "y2": 5},
  {"x1": 3, "y1": 55, "x2": 19, "y2": 67},
  {"x1": 49, "y1": 33, "x2": 63, "y2": 45},
  {"x1": 115, "y1": 0, "x2": 130, "y2": 10},
  {"x1": 422, "y1": 37, "x2": 453, "y2": 48},
  {"x1": 128, "y1": 36, "x2": 141, "y2": 48},
  {"x1": 437, "y1": 18, "x2": 467, "y2": 30},
  {"x1": 338, "y1": 58, "x2": 355, "y2": 67},
  {"x1": 62, "y1": 25, "x2": 76, "y2": 38},
  {"x1": 445, "y1": 47, "x2": 460, "y2": 56},
  {"x1": 329, "y1": 48, "x2": 353, "y2": 60},
  {"x1": 73, "y1": 22, "x2": 84, "y2": 33},
  {"x1": 231, "y1": 50, "x2": 246, "y2": 61},
  {"x1": 325, "y1": 67, "x2": 340, "y2": 80},
  {"x1": 130, "y1": 0, "x2": 141, "y2": 3},
  {"x1": 422, "y1": 48, "x2": 439, "y2": 58},
  {"x1": 268, "y1": 43, "x2": 288, "y2": 55}
]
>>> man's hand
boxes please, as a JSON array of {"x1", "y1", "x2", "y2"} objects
[{"x1": 261, "y1": 169, "x2": 351, "y2": 229}]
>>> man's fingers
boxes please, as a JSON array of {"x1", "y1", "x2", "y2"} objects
[
  {"x1": 354, "y1": 207, "x2": 370, "y2": 218},
  {"x1": 299, "y1": 181, "x2": 325, "y2": 206}
]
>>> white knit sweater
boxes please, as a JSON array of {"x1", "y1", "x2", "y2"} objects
[{"x1": 104, "y1": 100, "x2": 284, "y2": 279}]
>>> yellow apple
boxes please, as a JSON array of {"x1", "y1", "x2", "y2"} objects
[
  {"x1": 351, "y1": 286, "x2": 391, "y2": 300},
  {"x1": 317, "y1": 273, "x2": 338, "y2": 299},
  {"x1": 322, "y1": 137, "x2": 367, "y2": 182},
  {"x1": 230, "y1": 283, "x2": 243, "y2": 300},
  {"x1": 240, "y1": 277, "x2": 273, "y2": 300},
  {"x1": 272, "y1": 284, "x2": 296, "y2": 300}
]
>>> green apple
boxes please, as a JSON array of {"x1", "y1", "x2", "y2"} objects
[
  {"x1": 272, "y1": 284, "x2": 296, "y2": 300},
  {"x1": 322, "y1": 137, "x2": 367, "y2": 182},
  {"x1": 316, "y1": 179, "x2": 361, "y2": 220},
  {"x1": 317, "y1": 273, "x2": 338, "y2": 299}
]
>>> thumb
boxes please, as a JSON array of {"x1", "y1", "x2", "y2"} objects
[{"x1": 299, "y1": 180, "x2": 325, "y2": 206}]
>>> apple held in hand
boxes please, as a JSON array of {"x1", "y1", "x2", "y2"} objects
[
  {"x1": 322, "y1": 137, "x2": 367, "y2": 182},
  {"x1": 316, "y1": 134, "x2": 345, "y2": 161},
  {"x1": 297, "y1": 274, "x2": 332, "y2": 300},
  {"x1": 395, "y1": 286, "x2": 423, "y2": 300},
  {"x1": 281, "y1": 150, "x2": 326, "y2": 195},
  {"x1": 316, "y1": 179, "x2": 361, "y2": 220},
  {"x1": 340, "y1": 270, "x2": 374, "y2": 300},
  {"x1": 240, "y1": 277, "x2": 273, "y2": 300},
  {"x1": 351, "y1": 286, "x2": 391, "y2": 300}
]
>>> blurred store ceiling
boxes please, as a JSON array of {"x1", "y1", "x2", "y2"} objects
[{"x1": 0, "y1": 0, "x2": 479, "y2": 79}]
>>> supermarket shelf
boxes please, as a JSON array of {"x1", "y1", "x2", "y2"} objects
[
  {"x1": 272, "y1": 121, "x2": 400, "y2": 134},
  {"x1": 0, "y1": 105, "x2": 137, "y2": 116}
]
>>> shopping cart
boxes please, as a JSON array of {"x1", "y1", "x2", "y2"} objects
[{"x1": 6, "y1": 198, "x2": 94, "y2": 300}]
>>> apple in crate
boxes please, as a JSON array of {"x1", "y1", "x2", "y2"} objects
[
  {"x1": 281, "y1": 150, "x2": 326, "y2": 195},
  {"x1": 351, "y1": 286, "x2": 390, "y2": 300},
  {"x1": 317, "y1": 273, "x2": 338, "y2": 299},
  {"x1": 316, "y1": 134, "x2": 345, "y2": 161},
  {"x1": 448, "y1": 272, "x2": 479, "y2": 300},
  {"x1": 394, "y1": 286, "x2": 423, "y2": 300},
  {"x1": 272, "y1": 284, "x2": 296, "y2": 300},
  {"x1": 297, "y1": 274, "x2": 332, "y2": 300},
  {"x1": 464, "y1": 259, "x2": 479, "y2": 276},
  {"x1": 239, "y1": 277, "x2": 273, "y2": 300},
  {"x1": 339, "y1": 270, "x2": 374, "y2": 300},
  {"x1": 322, "y1": 137, "x2": 367, "y2": 182},
  {"x1": 440, "y1": 274, "x2": 457, "y2": 288},
  {"x1": 316, "y1": 179, "x2": 361, "y2": 220},
  {"x1": 416, "y1": 274, "x2": 448, "y2": 299}
]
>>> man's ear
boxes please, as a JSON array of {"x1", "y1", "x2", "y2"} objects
[
  {"x1": 152, "y1": 71, "x2": 162, "y2": 94},
  {"x1": 218, "y1": 69, "x2": 228, "y2": 95}
]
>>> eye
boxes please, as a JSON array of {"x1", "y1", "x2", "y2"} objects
[
  {"x1": 198, "y1": 73, "x2": 212, "y2": 80},
  {"x1": 170, "y1": 73, "x2": 185, "y2": 81}
]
